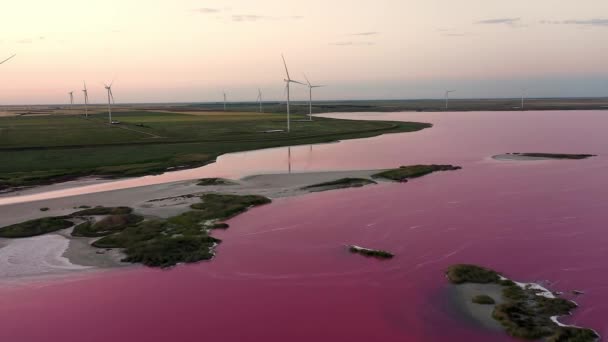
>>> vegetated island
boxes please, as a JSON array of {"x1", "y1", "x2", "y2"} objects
[
  {"x1": 493, "y1": 153, "x2": 597, "y2": 161},
  {"x1": 348, "y1": 245, "x2": 394, "y2": 259},
  {"x1": 197, "y1": 178, "x2": 238, "y2": 186},
  {"x1": 372, "y1": 164, "x2": 462, "y2": 182},
  {"x1": 446, "y1": 264, "x2": 600, "y2": 342},
  {"x1": 0, "y1": 194, "x2": 271, "y2": 268},
  {"x1": 0, "y1": 217, "x2": 74, "y2": 238},
  {"x1": 301, "y1": 178, "x2": 377, "y2": 192}
]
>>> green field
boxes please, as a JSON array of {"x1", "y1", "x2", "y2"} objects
[
  {"x1": 0, "y1": 111, "x2": 430, "y2": 189},
  {"x1": 134, "y1": 97, "x2": 608, "y2": 114}
]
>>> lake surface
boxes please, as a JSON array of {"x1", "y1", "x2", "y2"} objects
[{"x1": 1, "y1": 110, "x2": 607, "y2": 341}]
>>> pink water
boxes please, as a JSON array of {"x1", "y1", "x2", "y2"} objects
[{"x1": 1, "y1": 111, "x2": 607, "y2": 341}]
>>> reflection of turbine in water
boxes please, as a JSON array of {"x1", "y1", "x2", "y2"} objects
[
  {"x1": 287, "y1": 147, "x2": 292, "y2": 174},
  {"x1": 305, "y1": 145, "x2": 313, "y2": 169}
]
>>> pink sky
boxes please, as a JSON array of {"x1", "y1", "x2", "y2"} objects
[{"x1": 1, "y1": 0, "x2": 607, "y2": 104}]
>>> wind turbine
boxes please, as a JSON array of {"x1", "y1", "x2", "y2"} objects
[
  {"x1": 0, "y1": 54, "x2": 15, "y2": 65},
  {"x1": 82, "y1": 82, "x2": 89, "y2": 118},
  {"x1": 223, "y1": 91, "x2": 227, "y2": 111},
  {"x1": 104, "y1": 82, "x2": 115, "y2": 124},
  {"x1": 68, "y1": 91, "x2": 74, "y2": 113},
  {"x1": 304, "y1": 74, "x2": 324, "y2": 121},
  {"x1": 281, "y1": 54, "x2": 305, "y2": 132},
  {"x1": 445, "y1": 90, "x2": 456, "y2": 110},
  {"x1": 257, "y1": 88, "x2": 264, "y2": 113},
  {"x1": 521, "y1": 88, "x2": 527, "y2": 110}
]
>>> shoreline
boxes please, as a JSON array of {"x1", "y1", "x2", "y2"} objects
[
  {"x1": 0, "y1": 169, "x2": 395, "y2": 281},
  {"x1": 447, "y1": 265, "x2": 601, "y2": 341}
]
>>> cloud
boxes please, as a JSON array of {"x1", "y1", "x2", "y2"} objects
[
  {"x1": 232, "y1": 15, "x2": 268, "y2": 22},
  {"x1": 437, "y1": 28, "x2": 470, "y2": 37},
  {"x1": 349, "y1": 32, "x2": 380, "y2": 36},
  {"x1": 476, "y1": 18, "x2": 521, "y2": 26},
  {"x1": 330, "y1": 41, "x2": 375, "y2": 46},
  {"x1": 541, "y1": 18, "x2": 608, "y2": 27},
  {"x1": 193, "y1": 8, "x2": 221, "y2": 14}
]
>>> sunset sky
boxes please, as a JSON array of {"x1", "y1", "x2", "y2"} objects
[{"x1": 0, "y1": 0, "x2": 607, "y2": 104}]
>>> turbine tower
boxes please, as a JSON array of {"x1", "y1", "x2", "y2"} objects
[
  {"x1": 68, "y1": 91, "x2": 74, "y2": 113},
  {"x1": 104, "y1": 82, "x2": 115, "y2": 124},
  {"x1": 0, "y1": 54, "x2": 15, "y2": 65},
  {"x1": 445, "y1": 90, "x2": 456, "y2": 110},
  {"x1": 281, "y1": 54, "x2": 305, "y2": 133},
  {"x1": 82, "y1": 82, "x2": 89, "y2": 118},
  {"x1": 304, "y1": 74, "x2": 324, "y2": 121},
  {"x1": 521, "y1": 88, "x2": 527, "y2": 110},
  {"x1": 223, "y1": 91, "x2": 227, "y2": 111},
  {"x1": 257, "y1": 88, "x2": 264, "y2": 113}
]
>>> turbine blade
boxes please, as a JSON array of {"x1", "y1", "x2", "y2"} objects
[
  {"x1": 289, "y1": 80, "x2": 306, "y2": 86},
  {"x1": 281, "y1": 54, "x2": 291, "y2": 80},
  {"x1": 109, "y1": 89, "x2": 115, "y2": 104},
  {"x1": 303, "y1": 74, "x2": 311, "y2": 87},
  {"x1": 0, "y1": 54, "x2": 16, "y2": 65}
]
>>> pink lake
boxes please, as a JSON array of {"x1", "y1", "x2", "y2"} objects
[{"x1": 1, "y1": 110, "x2": 607, "y2": 341}]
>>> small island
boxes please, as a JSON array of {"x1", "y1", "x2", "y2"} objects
[
  {"x1": 372, "y1": 164, "x2": 462, "y2": 182},
  {"x1": 197, "y1": 178, "x2": 238, "y2": 186},
  {"x1": 302, "y1": 178, "x2": 377, "y2": 192},
  {"x1": 494, "y1": 153, "x2": 597, "y2": 161},
  {"x1": 348, "y1": 245, "x2": 394, "y2": 259},
  {"x1": 447, "y1": 264, "x2": 600, "y2": 341},
  {"x1": 0, "y1": 217, "x2": 74, "y2": 238}
]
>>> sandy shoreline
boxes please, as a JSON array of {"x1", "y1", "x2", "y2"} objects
[
  {"x1": 0, "y1": 169, "x2": 390, "y2": 281},
  {"x1": 448, "y1": 283, "x2": 505, "y2": 331}
]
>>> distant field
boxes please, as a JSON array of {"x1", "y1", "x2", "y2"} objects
[
  {"x1": 129, "y1": 97, "x2": 608, "y2": 114},
  {"x1": 0, "y1": 110, "x2": 430, "y2": 189},
  {"x1": 2, "y1": 97, "x2": 608, "y2": 118}
]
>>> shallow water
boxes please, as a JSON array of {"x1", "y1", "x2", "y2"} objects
[
  {"x1": 0, "y1": 234, "x2": 90, "y2": 278},
  {"x1": 0, "y1": 110, "x2": 607, "y2": 341}
]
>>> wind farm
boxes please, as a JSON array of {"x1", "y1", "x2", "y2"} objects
[
  {"x1": 82, "y1": 82, "x2": 89, "y2": 117},
  {"x1": 0, "y1": 1, "x2": 607, "y2": 342},
  {"x1": 104, "y1": 82, "x2": 116, "y2": 124},
  {"x1": 444, "y1": 90, "x2": 456, "y2": 110},
  {"x1": 304, "y1": 74, "x2": 324, "y2": 121}
]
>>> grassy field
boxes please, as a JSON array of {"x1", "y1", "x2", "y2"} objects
[
  {"x1": 2, "y1": 97, "x2": 607, "y2": 118},
  {"x1": 177, "y1": 98, "x2": 608, "y2": 114},
  {"x1": 0, "y1": 110, "x2": 430, "y2": 189}
]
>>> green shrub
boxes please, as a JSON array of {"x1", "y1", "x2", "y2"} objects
[
  {"x1": 0, "y1": 217, "x2": 73, "y2": 238},
  {"x1": 472, "y1": 294, "x2": 496, "y2": 305}
]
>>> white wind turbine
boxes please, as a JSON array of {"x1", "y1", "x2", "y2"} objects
[
  {"x1": 445, "y1": 90, "x2": 456, "y2": 110},
  {"x1": 82, "y1": 82, "x2": 89, "y2": 118},
  {"x1": 282, "y1": 54, "x2": 305, "y2": 132},
  {"x1": 68, "y1": 91, "x2": 74, "y2": 113},
  {"x1": 304, "y1": 74, "x2": 324, "y2": 121},
  {"x1": 257, "y1": 88, "x2": 264, "y2": 113},
  {"x1": 520, "y1": 88, "x2": 527, "y2": 110},
  {"x1": 0, "y1": 54, "x2": 15, "y2": 65},
  {"x1": 104, "y1": 82, "x2": 115, "y2": 124}
]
